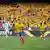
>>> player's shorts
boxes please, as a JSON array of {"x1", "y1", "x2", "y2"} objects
[
  {"x1": 19, "y1": 31, "x2": 24, "y2": 37},
  {"x1": 5, "y1": 29, "x2": 9, "y2": 35},
  {"x1": 5, "y1": 28, "x2": 9, "y2": 31},
  {"x1": 19, "y1": 33, "x2": 21, "y2": 37},
  {"x1": 40, "y1": 31, "x2": 44, "y2": 34}
]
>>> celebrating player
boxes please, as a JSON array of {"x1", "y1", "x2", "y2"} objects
[
  {"x1": 15, "y1": 19, "x2": 25, "y2": 44},
  {"x1": 39, "y1": 21, "x2": 47, "y2": 40}
]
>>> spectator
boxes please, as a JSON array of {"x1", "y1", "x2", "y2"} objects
[{"x1": 0, "y1": 21, "x2": 3, "y2": 29}]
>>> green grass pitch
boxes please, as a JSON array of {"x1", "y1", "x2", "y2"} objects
[{"x1": 0, "y1": 36, "x2": 50, "y2": 50}]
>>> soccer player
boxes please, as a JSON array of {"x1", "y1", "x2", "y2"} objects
[
  {"x1": 39, "y1": 22, "x2": 47, "y2": 40},
  {"x1": 4, "y1": 20, "x2": 10, "y2": 40},
  {"x1": 15, "y1": 19, "x2": 24, "y2": 44}
]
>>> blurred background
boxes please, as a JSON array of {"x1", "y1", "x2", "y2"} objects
[{"x1": 0, "y1": 3, "x2": 50, "y2": 36}]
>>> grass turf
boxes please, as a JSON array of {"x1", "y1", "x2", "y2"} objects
[{"x1": 0, "y1": 36, "x2": 50, "y2": 50}]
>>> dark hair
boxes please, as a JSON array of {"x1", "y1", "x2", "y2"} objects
[
  {"x1": 33, "y1": 14, "x2": 35, "y2": 16},
  {"x1": 48, "y1": 11, "x2": 50, "y2": 13},
  {"x1": 18, "y1": 19, "x2": 20, "y2": 21},
  {"x1": 44, "y1": 22, "x2": 46, "y2": 24},
  {"x1": 17, "y1": 5, "x2": 19, "y2": 8},
  {"x1": 48, "y1": 17, "x2": 50, "y2": 20},
  {"x1": 40, "y1": 23, "x2": 42, "y2": 25},
  {"x1": 0, "y1": 18, "x2": 1, "y2": 20},
  {"x1": 28, "y1": 10, "x2": 30, "y2": 13},
  {"x1": 39, "y1": 8, "x2": 42, "y2": 11},
  {"x1": 37, "y1": 10, "x2": 39, "y2": 12}
]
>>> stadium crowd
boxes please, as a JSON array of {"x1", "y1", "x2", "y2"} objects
[{"x1": 0, "y1": 4, "x2": 50, "y2": 35}]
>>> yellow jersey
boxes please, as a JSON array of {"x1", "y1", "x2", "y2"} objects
[{"x1": 15, "y1": 23, "x2": 23, "y2": 32}]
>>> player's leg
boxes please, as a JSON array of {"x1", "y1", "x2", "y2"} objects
[
  {"x1": 21, "y1": 36, "x2": 24, "y2": 44},
  {"x1": 19, "y1": 32, "x2": 22, "y2": 41},
  {"x1": 7, "y1": 30, "x2": 10, "y2": 39},
  {"x1": 44, "y1": 38, "x2": 46, "y2": 40},
  {"x1": 19, "y1": 32, "x2": 24, "y2": 44},
  {"x1": 41, "y1": 31, "x2": 45, "y2": 40},
  {"x1": 6, "y1": 34, "x2": 8, "y2": 40},
  {"x1": 42, "y1": 36, "x2": 45, "y2": 40},
  {"x1": 43, "y1": 34, "x2": 46, "y2": 40},
  {"x1": 6, "y1": 30, "x2": 8, "y2": 40},
  {"x1": 21, "y1": 32, "x2": 25, "y2": 44},
  {"x1": 40, "y1": 31, "x2": 43, "y2": 40}
]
